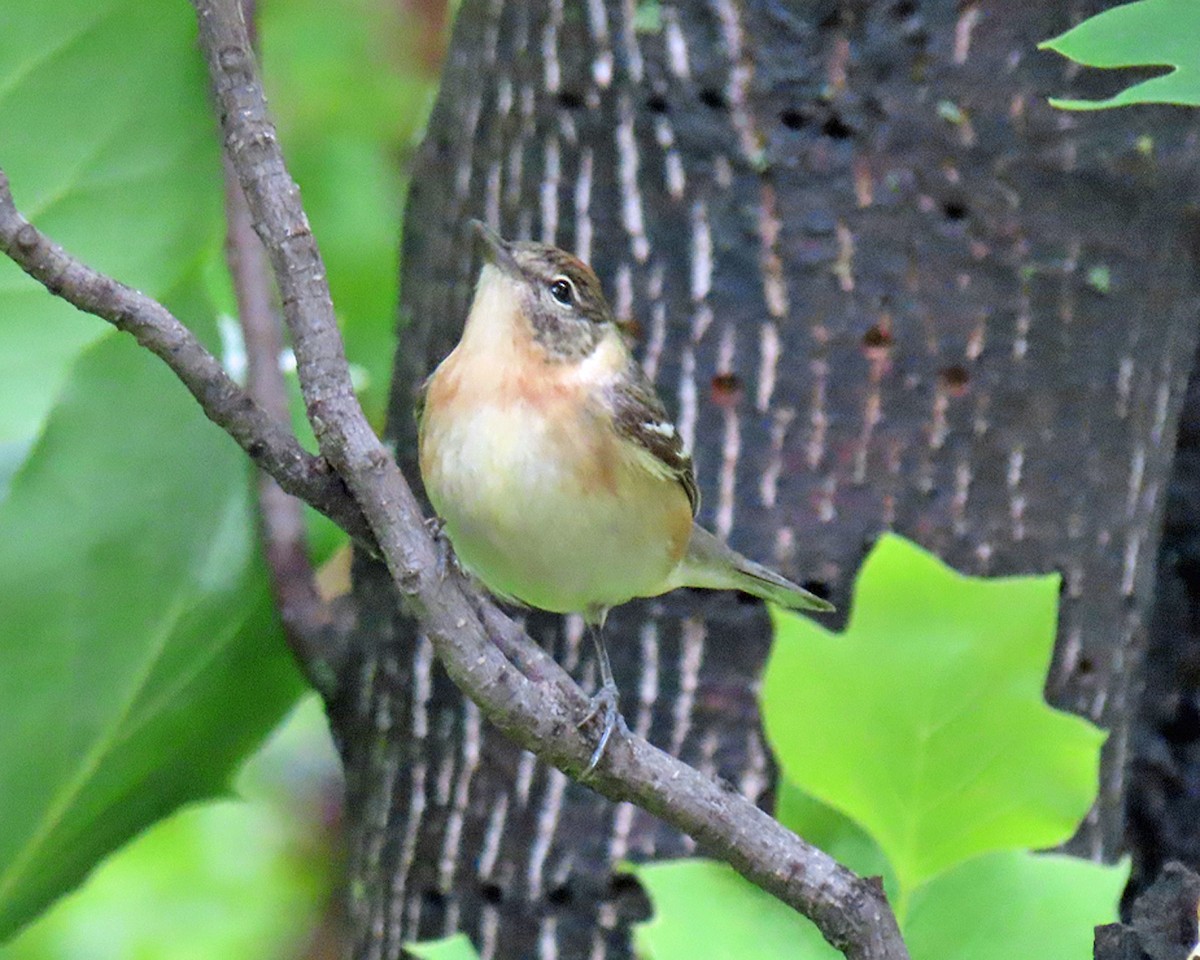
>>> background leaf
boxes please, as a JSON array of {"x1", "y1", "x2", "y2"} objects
[
  {"x1": 631, "y1": 536, "x2": 1120, "y2": 959},
  {"x1": 628, "y1": 860, "x2": 834, "y2": 960},
  {"x1": 629, "y1": 849, "x2": 1124, "y2": 960},
  {"x1": 1039, "y1": 0, "x2": 1200, "y2": 109},
  {"x1": 761, "y1": 535, "x2": 1105, "y2": 897},
  {"x1": 0, "y1": 696, "x2": 340, "y2": 960},
  {"x1": 404, "y1": 933, "x2": 483, "y2": 960},
  {"x1": 0, "y1": 0, "x2": 221, "y2": 454},
  {"x1": 0, "y1": 290, "x2": 301, "y2": 938},
  {"x1": 261, "y1": 0, "x2": 436, "y2": 428},
  {"x1": 904, "y1": 851, "x2": 1128, "y2": 960}
]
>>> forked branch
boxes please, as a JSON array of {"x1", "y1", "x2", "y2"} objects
[{"x1": 0, "y1": 4, "x2": 910, "y2": 955}]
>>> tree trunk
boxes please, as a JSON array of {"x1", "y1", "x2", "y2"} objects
[{"x1": 328, "y1": 2, "x2": 1200, "y2": 957}]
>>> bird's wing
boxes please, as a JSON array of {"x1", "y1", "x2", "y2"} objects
[{"x1": 607, "y1": 362, "x2": 700, "y2": 517}]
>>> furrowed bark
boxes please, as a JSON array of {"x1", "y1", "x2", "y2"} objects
[{"x1": 361, "y1": 1, "x2": 1200, "y2": 957}]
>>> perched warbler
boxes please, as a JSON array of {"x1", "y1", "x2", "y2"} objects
[{"x1": 418, "y1": 221, "x2": 833, "y2": 771}]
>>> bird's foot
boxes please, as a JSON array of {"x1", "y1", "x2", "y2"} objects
[{"x1": 579, "y1": 682, "x2": 625, "y2": 776}]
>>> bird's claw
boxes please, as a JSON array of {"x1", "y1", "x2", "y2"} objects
[{"x1": 580, "y1": 682, "x2": 624, "y2": 776}]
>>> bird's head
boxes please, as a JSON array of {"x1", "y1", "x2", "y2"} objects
[{"x1": 467, "y1": 220, "x2": 621, "y2": 362}]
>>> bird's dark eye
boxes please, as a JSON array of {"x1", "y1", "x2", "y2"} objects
[{"x1": 549, "y1": 277, "x2": 574, "y2": 305}]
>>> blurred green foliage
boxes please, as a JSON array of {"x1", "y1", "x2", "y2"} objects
[
  {"x1": 0, "y1": 0, "x2": 441, "y2": 953},
  {"x1": 404, "y1": 934, "x2": 481, "y2": 960},
  {"x1": 2, "y1": 696, "x2": 342, "y2": 960},
  {"x1": 1041, "y1": 0, "x2": 1200, "y2": 109},
  {"x1": 0, "y1": 289, "x2": 302, "y2": 940},
  {"x1": 0, "y1": 1, "x2": 221, "y2": 467},
  {"x1": 262, "y1": 0, "x2": 438, "y2": 427}
]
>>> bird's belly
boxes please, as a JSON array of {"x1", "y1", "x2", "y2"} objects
[{"x1": 421, "y1": 402, "x2": 690, "y2": 614}]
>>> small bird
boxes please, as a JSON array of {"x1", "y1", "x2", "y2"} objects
[{"x1": 418, "y1": 221, "x2": 833, "y2": 772}]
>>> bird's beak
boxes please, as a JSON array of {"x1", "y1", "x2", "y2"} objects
[{"x1": 470, "y1": 220, "x2": 520, "y2": 277}]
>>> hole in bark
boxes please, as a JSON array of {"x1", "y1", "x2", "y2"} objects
[
  {"x1": 802, "y1": 580, "x2": 832, "y2": 602},
  {"x1": 646, "y1": 93, "x2": 669, "y2": 113},
  {"x1": 818, "y1": 9, "x2": 843, "y2": 30},
  {"x1": 940, "y1": 365, "x2": 970, "y2": 393},
  {"x1": 892, "y1": 0, "x2": 917, "y2": 16},
  {"x1": 698, "y1": 87, "x2": 727, "y2": 110},
  {"x1": 608, "y1": 873, "x2": 643, "y2": 899},
  {"x1": 780, "y1": 108, "x2": 807, "y2": 130},
  {"x1": 480, "y1": 882, "x2": 504, "y2": 905},
  {"x1": 862, "y1": 324, "x2": 894, "y2": 349},
  {"x1": 821, "y1": 114, "x2": 854, "y2": 139},
  {"x1": 546, "y1": 884, "x2": 574, "y2": 907},
  {"x1": 943, "y1": 200, "x2": 969, "y2": 221},
  {"x1": 557, "y1": 90, "x2": 585, "y2": 110},
  {"x1": 423, "y1": 888, "x2": 447, "y2": 908},
  {"x1": 1163, "y1": 700, "x2": 1200, "y2": 744},
  {"x1": 711, "y1": 372, "x2": 743, "y2": 404},
  {"x1": 1077, "y1": 656, "x2": 1095, "y2": 677}
]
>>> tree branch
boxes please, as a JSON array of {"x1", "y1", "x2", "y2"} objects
[
  {"x1": 0, "y1": 0, "x2": 910, "y2": 954},
  {"x1": 193, "y1": 0, "x2": 909, "y2": 955},
  {"x1": 192, "y1": 1, "x2": 909, "y2": 955},
  {"x1": 224, "y1": 155, "x2": 343, "y2": 694},
  {"x1": 217, "y1": 0, "x2": 343, "y2": 694}
]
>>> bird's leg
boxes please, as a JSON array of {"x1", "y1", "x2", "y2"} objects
[{"x1": 580, "y1": 617, "x2": 623, "y2": 775}]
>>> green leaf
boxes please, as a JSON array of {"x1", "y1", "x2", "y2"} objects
[
  {"x1": 0, "y1": 299, "x2": 301, "y2": 938},
  {"x1": 628, "y1": 850, "x2": 1121, "y2": 960},
  {"x1": 629, "y1": 851, "x2": 1122, "y2": 960},
  {"x1": 634, "y1": 1, "x2": 662, "y2": 34},
  {"x1": 628, "y1": 859, "x2": 836, "y2": 960},
  {"x1": 404, "y1": 933, "x2": 483, "y2": 960},
  {"x1": 905, "y1": 851, "x2": 1127, "y2": 959},
  {"x1": 762, "y1": 535, "x2": 1105, "y2": 898},
  {"x1": 1039, "y1": 0, "x2": 1200, "y2": 109},
  {"x1": 1, "y1": 696, "x2": 339, "y2": 960},
  {"x1": 0, "y1": 0, "x2": 221, "y2": 449}
]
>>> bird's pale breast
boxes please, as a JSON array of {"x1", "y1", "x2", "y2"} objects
[{"x1": 419, "y1": 345, "x2": 692, "y2": 615}]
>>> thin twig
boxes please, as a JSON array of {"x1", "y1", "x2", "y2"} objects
[
  {"x1": 220, "y1": 0, "x2": 340, "y2": 693},
  {"x1": 189, "y1": 1, "x2": 909, "y2": 957},
  {"x1": 225, "y1": 148, "x2": 342, "y2": 693},
  {"x1": 0, "y1": 168, "x2": 375, "y2": 550}
]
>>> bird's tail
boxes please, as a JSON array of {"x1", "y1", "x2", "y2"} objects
[{"x1": 670, "y1": 525, "x2": 835, "y2": 612}]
